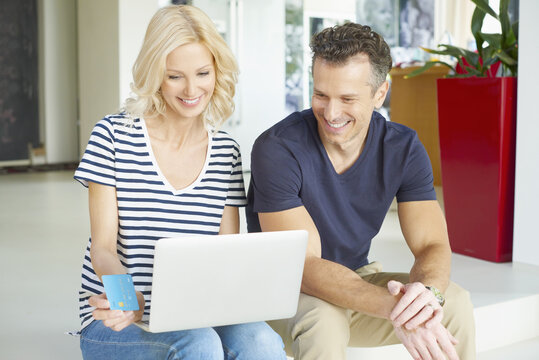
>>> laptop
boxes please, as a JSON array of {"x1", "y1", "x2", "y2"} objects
[{"x1": 136, "y1": 230, "x2": 308, "y2": 333}]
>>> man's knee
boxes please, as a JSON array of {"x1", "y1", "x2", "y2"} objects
[
  {"x1": 287, "y1": 294, "x2": 350, "y2": 358},
  {"x1": 443, "y1": 281, "x2": 477, "y2": 359},
  {"x1": 444, "y1": 281, "x2": 474, "y2": 324},
  {"x1": 292, "y1": 294, "x2": 349, "y2": 335}
]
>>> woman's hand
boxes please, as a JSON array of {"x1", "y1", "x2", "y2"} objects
[{"x1": 89, "y1": 291, "x2": 145, "y2": 332}]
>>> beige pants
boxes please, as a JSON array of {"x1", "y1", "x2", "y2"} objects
[{"x1": 269, "y1": 262, "x2": 476, "y2": 360}]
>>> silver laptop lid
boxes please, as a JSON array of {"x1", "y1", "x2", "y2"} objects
[{"x1": 147, "y1": 230, "x2": 308, "y2": 333}]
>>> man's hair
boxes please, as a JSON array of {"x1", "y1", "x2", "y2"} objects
[
  {"x1": 125, "y1": 5, "x2": 238, "y2": 128},
  {"x1": 310, "y1": 22, "x2": 392, "y2": 94}
]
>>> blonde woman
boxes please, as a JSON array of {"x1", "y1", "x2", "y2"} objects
[{"x1": 75, "y1": 5, "x2": 286, "y2": 359}]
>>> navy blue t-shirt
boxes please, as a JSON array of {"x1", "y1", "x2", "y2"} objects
[{"x1": 246, "y1": 108, "x2": 436, "y2": 271}]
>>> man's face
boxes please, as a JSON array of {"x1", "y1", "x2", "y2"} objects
[{"x1": 311, "y1": 55, "x2": 388, "y2": 152}]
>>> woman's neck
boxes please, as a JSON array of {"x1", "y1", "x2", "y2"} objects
[{"x1": 144, "y1": 112, "x2": 207, "y2": 149}]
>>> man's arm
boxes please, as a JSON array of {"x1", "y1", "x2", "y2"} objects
[
  {"x1": 259, "y1": 203, "x2": 458, "y2": 360},
  {"x1": 400, "y1": 200, "x2": 451, "y2": 289},
  {"x1": 389, "y1": 199, "x2": 452, "y2": 329},
  {"x1": 258, "y1": 206, "x2": 402, "y2": 320}
]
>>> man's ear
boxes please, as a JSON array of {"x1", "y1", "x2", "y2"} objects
[{"x1": 374, "y1": 80, "x2": 389, "y2": 109}]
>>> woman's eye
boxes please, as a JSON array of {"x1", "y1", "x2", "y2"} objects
[
  {"x1": 198, "y1": 72, "x2": 210, "y2": 77},
  {"x1": 168, "y1": 75, "x2": 181, "y2": 80}
]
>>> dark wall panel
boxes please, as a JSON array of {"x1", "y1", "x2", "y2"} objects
[{"x1": 0, "y1": 0, "x2": 39, "y2": 161}]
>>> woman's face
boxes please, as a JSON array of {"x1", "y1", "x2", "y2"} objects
[{"x1": 160, "y1": 42, "x2": 216, "y2": 122}]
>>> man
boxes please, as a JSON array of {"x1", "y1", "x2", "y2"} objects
[{"x1": 246, "y1": 23, "x2": 475, "y2": 360}]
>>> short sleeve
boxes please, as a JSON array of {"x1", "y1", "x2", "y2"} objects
[
  {"x1": 250, "y1": 134, "x2": 303, "y2": 213},
  {"x1": 396, "y1": 134, "x2": 437, "y2": 202},
  {"x1": 74, "y1": 118, "x2": 116, "y2": 188},
  {"x1": 225, "y1": 143, "x2": 247, "y2": 207}
]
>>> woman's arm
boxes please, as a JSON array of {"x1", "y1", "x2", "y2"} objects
[
  {"x1": 88, "y1": 182, "x2": 124, "y2": 277},
  {"x1": 87, "y1": 181, "x2": 145, "y2": 330},
  {"x1": 218, "y1": 205, "x2": 241, "y2": 235}
]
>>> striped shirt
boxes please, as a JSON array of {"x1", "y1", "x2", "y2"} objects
[{"x1": 74, "y1": 113, "x2": 247, "y2": 330}]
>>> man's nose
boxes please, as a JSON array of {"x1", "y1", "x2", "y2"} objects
[{"x1": 324, "y1": 100, "x2": 341, "y2": 122}]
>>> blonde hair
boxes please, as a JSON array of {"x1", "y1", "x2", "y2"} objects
[{"x1": 124, "y1": 5, "x2": 238, "y2": 128}]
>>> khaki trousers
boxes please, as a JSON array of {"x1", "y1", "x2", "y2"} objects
[{"x1": 269, "y1": 262, "x2": 476, "y2": 360}]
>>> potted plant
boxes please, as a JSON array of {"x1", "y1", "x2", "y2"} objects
[{"x1": 407, "y1": 0, "x2": 518, "y2": 262}]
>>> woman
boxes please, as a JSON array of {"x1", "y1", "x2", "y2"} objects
[{"x1": 75, "y1": 5, "x2": 286, "y2": 359}]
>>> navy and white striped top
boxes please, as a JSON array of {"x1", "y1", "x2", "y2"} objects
[{"x1": 74, "y1": 113, "x2": 247, "y2": 330}]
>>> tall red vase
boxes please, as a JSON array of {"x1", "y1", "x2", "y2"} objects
[{"x1": 436, "y1": 77, "x2": 517, "y2": 262}]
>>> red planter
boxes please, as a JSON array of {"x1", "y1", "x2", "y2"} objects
[{"x1": 436, "y1": 77, "x2": 517, "y2": 262}]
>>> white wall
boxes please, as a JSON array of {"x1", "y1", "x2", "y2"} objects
[
  {"x1": 77, "y1": 0, "x2": 120, "y2": 155},
  {"x1": 434, "y1": 0, "x2": 475, "y2": 48},
  {"x1": 118, "y1": 0, "x2": 160, "y2": 105},
  {"x1": 193, "y1": 0, "x2": 286, "y2": 171},
  {"x1": 305, "y1": 0, "x2": 355, "y2": 14},
  {"x1": 513, "y1": 0, "x2": 539, "y2": 266},
  {"x1": 233, "y1": 0, "x2": 286, "y2": 170},
  {"x1": 38, "y1": 0, "x2": 78, "y2": 164}
]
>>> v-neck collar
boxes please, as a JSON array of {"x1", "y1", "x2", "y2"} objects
[{"x1": 138, "y1": 117, "x2": 213, "y2": 196}]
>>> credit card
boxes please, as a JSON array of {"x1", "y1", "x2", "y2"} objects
[{"x1": 102, "y1": 274, "x2": 139, "y2": 311}]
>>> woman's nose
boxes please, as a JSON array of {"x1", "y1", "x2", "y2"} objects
[{"x1": 184, "y1": 78, "x2": 196, "y2": 98}]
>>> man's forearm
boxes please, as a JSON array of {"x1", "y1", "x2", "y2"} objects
[
  {"x1": 301, "y1": 256, "x2": 402, "y2": 319},
  {"x1": 409, "y1": 242, "x2": 451, "y2": 292}
]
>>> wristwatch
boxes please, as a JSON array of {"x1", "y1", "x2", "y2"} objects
[{"x1": 425, "y1": 286, "x2": 445, "y2": 307}]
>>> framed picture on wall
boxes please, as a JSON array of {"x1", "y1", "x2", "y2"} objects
[
  {"x1": 399, "y1": 0, "x2": 434, "y2": 48},
  {"x1": 356, "y1": 0, "x2": 399, "y2": 47}
]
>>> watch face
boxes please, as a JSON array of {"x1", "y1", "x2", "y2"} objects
[{"x1": 426, "y1": 286, "x2": 445, "y2": 307}]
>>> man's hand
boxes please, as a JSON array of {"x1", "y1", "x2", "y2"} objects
[
  {"x1": 388, "y1": 280, "x2": 443, "y2": 330},
  {"x1": 394, "y1": 321, "x2": 459, "y2": 360}
]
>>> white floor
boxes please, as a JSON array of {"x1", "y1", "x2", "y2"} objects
[{"x1": 1, "y1": 170, "x2": 538, "y2": 359}]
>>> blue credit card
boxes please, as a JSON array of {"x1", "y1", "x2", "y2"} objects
[{"x1": 102, "y1": 274, "x2": 139, "y2": 311}]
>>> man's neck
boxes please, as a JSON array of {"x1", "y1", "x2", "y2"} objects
[{"x1": 322, "y1": 131, "x2": 368, "y2": 175}]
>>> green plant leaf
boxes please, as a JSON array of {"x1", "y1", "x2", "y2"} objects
[
  {"x1": 496, "y1": 49, "x2": 517, "y2": 66},
  {"x1": 461, "y1": 65, "x2": 482, "y2": 76},
  {"x1": 440, "y1": 44, "x2": 480, "y2": 66},
  {"x1": 469, "y1": 0, "x2": 498, "y2": 19},
  {"x1": 512, "y1": 20, "x2": 519, "y2": 41},
  {"x1": 415, "y1": 0, "x2": 517, "y2": 78},
  {"x1": 424, "y1": 44, "x2": 470, "y2": 58},
  {"x1": 504, "y1": 30, "x2": 517, "y2": 48},
  {"x1": 471, "y1": 6, "x2": 486, "y2": 64},
  {"x1": 505, "y1": 43, "x2": 518, "y2": 62},
  {"x1": 481, "y1": 51, "x2": 500, "y2": 68},
  {"x1": 471, "y1": 5, "x2": 486, "y2": 35},
  {"x1": 499, "y1": 0, "x2": 511, "y2": 45},
  {"x1": 403, "y1": 61, "x2": 455, "y2": 79},
  {"x1": 481, "y1": 33, "x2": 502, "y2": 49}
]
